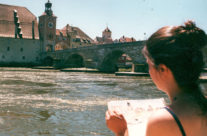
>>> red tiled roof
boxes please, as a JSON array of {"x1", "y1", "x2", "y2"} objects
[
  {"x1": 0, "y1": 4, "x2": 39, "y2": 39},
  {"x1": 61, "y1": 24, "x2": 73, "y2": 33},
  {"x1": 56, "y1": 29, "x2": 60, "y2": 35},
  {"x1": 72, "y1": 27, "x2": 93, "y2": 41},
  {"x1": 56, "y1": 24, "x2": 94, "y2": 43},
  {"x1": 56, "y1": 29, "x2": 67, "y2": 37}
]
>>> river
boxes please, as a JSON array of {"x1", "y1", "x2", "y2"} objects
[{"x1": 0, "y1": 67, "x2": 194, "y2": 136}]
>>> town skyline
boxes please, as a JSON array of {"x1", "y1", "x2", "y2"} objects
[{"x1": 0, "y1": 0, "x2": 206, "y2": 40}]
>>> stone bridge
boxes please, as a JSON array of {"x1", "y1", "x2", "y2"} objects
[{"x1": 44, "y1": 41, "x2": 147, "y2": 72}]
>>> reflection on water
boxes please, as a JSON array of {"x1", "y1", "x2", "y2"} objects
[{"x1": 0, "y1": 67, "x2": 168, "y2": 135}]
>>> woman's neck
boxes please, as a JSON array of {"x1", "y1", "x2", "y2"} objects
[
  {"x1": 165, "y1": 84, "x2": 185, "y2": 103},
  {"x1": 168, "y1": 91, "x2": 195, "y2": 104}
]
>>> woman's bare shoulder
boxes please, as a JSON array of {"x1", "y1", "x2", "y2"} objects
[{"x1": 146, "y1": 108, "x2": 181, "y2": 136}]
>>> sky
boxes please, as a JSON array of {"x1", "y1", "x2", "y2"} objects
[{"x1": 0, "y1": 0, "x2": 206, "y2": 40}]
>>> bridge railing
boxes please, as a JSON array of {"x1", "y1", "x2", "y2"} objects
[{"x1": 46, "y1": 40, "x2": 146, "y2": 54}]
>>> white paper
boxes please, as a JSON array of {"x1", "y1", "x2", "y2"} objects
[{"x1": 107, "y1": 98, "x2": 165, "y2": 136}]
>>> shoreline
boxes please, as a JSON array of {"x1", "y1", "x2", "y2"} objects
[{"x1": 0, "y1": 67, "x2": 207, "y2": 82}]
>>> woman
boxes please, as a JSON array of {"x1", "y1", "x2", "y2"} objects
[{"x1": 105, "y1": 21, "x2": 207, "y2": 136}]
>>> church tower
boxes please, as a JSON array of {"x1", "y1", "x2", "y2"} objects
[
  {"x1": 102, "y1": 27, "x2": 112, "y2": 39},
  {"x1": 39, "y1": 0, "x2": 57, "y2": 52}
]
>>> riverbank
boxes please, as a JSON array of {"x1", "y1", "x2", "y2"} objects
[
  {"x1": 1, "y1": 66, "x2": 206, "y2": 83},
  {"x1": 115, "y1": 72, "x2": 149, "y2": 76},
  {"x1": 31, "y1": 67, "x2": 207, "y2": 79},
  {"x1": 60, "y1": 68, "x2": 100, "y2": 73},
  {"x1": 32, "y1": 67, "x2": 150, "y2": 76}
]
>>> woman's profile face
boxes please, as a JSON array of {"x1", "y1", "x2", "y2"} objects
[{"x1": 146, "y1": 58, "x2": 163, "y2": 91}]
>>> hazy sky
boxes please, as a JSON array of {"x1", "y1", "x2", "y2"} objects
[{"x1": 0, "y1": 0, "x2": 206, "y2": 40}]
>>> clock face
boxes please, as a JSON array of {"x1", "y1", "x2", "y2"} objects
[{"x1": 48, "y1": 22, "x2": 53, "y2": 28}]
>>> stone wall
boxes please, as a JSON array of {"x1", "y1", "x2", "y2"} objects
[{"x1": 0, "y1": 37, "x2": 40, "y2": 66}]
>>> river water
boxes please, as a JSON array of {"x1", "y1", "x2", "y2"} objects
[{"x1": 0, "y1": 67, "x2": 196, "y2": 136}]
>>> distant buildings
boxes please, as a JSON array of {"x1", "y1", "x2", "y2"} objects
[
  {"x1": 118, "y1": 36, "x2": 136, "y2": 43},
  {"x1": 38, "y1": 1, "x2": 94, "y2": 52},
  {"x1": 95, "y1": 27, "x2": 113, "y2": 44},
  {"x1": 55, "y1": 24, "x2": 94, "y2": 50},
  {"x1": 117, "y1": 54, "x2": 132, "y2": 68},
  {"x1": 0, "y1": 0, "x2": 138, "y2": 66},
  {"x1": 95, "y1": 27, "x2": 136, "y2": 44}
]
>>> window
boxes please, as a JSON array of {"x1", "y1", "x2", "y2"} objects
[
  {"x1": 20, "y1": 48, "x2": 23, "y2": 52},
  {"x1": 76, "y1": 38, "x2": 81, "y2": 42},
  {"x1": 2, "y1": 55, "x2": 5, "y2": 59},
  {"x1": 7, "y1": 47, "x2": 10, "y2": 51},
  {"x1": 22, "y1": 56, "x2": 25, "y2": 60},
  {"x1": 48, "y1": 34, "x2": 53, "y2": 40}
]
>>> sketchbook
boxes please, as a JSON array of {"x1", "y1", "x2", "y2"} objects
[{"x1": 107, "y1": 98, "x2": 165, "y2": 136}]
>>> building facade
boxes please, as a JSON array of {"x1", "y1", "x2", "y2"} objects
[
  {"x1": 0, "y1": 3, "x2": 40, "y2": 65},
  {"x1": 0, "y1": 0, "x2": 94, "y2": 65},
  {"x1": 95, "y1": 27, "x2": 113, "y2": 44},
  {"x1": 55, "y1": 24, "x2": 94, "y2": 50}
]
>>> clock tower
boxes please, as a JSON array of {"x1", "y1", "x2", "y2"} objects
[{"x1": 39, "y1": 0, "x2": 57, "y2": 52}]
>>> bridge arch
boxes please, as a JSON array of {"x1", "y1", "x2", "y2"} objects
[
  {"x1": 99, "y1": 50, "x2": 134, "y2": 72},
  {"x1": 65, "y1": 54, "x2": 85, "y2": 68}
]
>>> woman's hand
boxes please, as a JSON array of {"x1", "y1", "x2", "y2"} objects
[{"x1": 105, "y1": 110, "x2": 127, "y2": 136}]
